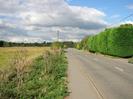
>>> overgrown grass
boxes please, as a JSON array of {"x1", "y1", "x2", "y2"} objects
[
  {"x1": 0, "y1": 49, "x2": 68, "y2": 99},
  {"x1": 128, "y1": 57, "x2": 133, "y2": 64},
  {"x1": 0, "y1": 47, "x2": 49, "y2": 69}
]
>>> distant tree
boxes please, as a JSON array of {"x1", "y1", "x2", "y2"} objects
[
  {"x1": 62, "y1": 41, "x2": 75, "y2": 48},
  {"x1": 0, "y1": 40, "x2": 75, "y2": 47},
  {"x1": 4, "y1": 42, "x2": 9, "y2": 47},
  {"x1": 120, "y1": 24, "x2": 133, "y2": 28},
  {"x1": 0, "y1": 41, "x2": 4, "y2": 47}
]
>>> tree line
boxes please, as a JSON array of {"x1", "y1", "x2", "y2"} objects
[{"x1": 0, "y1": 40, "x2": 75, "y2": 48}]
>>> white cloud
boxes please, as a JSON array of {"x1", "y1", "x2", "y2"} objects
[
  {"x1": 126, "y1": 4, "x2": 133, "y2": 10},
  {"x1": 0, "y1": 0, "x2": 107, "y2": 42}
]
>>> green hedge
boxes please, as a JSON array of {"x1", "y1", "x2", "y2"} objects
[
  {"x1": 75, "y1": 36, "x2": 90, "y2": 50},
  {"x1": 88, "y1": 24, "x2": 133, "y2": 57}
]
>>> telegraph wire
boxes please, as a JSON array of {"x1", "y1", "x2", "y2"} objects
[{"x1": 108, "y1": 13, "x2": 133, "y2": 28}]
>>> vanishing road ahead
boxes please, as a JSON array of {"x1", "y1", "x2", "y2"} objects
[{"x1": 67, "y1": 48, "x2": 133, "y2": 99}]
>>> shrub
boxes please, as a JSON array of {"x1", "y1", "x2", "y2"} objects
[
  {"x1": 80, "y1": 36, "x2": 90, "y2": 50},
  {"x1": 75, "y1": 42, "x2": 81, "y2": 49},
  {"x1": 76, "y1": 36, "x2": 91, "y2": 50},
  {"x1": 51, "y1": 42, "x2": 64, "y2": 50}
]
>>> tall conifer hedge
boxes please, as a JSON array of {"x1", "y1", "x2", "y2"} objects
[{"x1": 88, "y1": 24, "x2": 133, "y2": 57}]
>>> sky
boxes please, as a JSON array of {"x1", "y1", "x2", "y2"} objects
[{"x1": 0, "y1": 0, "x2": 133, "y2": 42}]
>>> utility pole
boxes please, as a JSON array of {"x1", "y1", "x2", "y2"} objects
[{"x1": 57, "y1": 30, "x2": 60, "y2": 42}]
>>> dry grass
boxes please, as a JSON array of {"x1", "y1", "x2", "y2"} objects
[
  {"x1": 0, "y1": 47, "x2": 49, "y2": 70},
  {"x1": 129, "y1": 57, "x2": 133, "y2": 64}
]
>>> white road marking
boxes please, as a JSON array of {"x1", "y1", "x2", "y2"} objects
[{"x1": 114, "y1": 66, "x2": 124, "y2": 72}]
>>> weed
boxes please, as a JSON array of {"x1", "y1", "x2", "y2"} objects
[
  {"x1": 128, "y1": 57, "x2": 133, "y2": 64},
  {"x1": 0, "y1": 49, "x2": 68, "y2": 99}
]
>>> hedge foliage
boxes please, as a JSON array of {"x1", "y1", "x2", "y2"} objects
[
  {"x1": 75, "y1": 36, "x2": 90, "y2": 50},
  {"x1": 79, "y1": 24, "x2": 133, "y2": 57}
]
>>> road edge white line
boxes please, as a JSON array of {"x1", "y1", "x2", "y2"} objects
[{"x1": 79, "y1": 66, "x2": 105, "y2": 99}]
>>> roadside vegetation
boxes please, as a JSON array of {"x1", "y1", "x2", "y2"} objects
[
  {"x1": 0, "y1": 46, "x2": 68, "y2": 99},
  {"x1": 76, "y1": 36, "x2": 90, "y2": 50},
  {"x1": 128, "y1": 57, "x2": 133, "y2": 64},
  {"x1": 51, "y1": 42, "x2": 65, "y2": 50},
  {"x1": 76, "y1": 24, "x2": 133, "y2": 58}
]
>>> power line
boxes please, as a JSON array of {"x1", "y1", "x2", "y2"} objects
[
  {"x1": 57, "y1": 30, "x2": 60, "y2": 42},
  {"x1": 108, "y1": 13, "x2": 133, "y2": 28},
  {"x1": 119, "y1": 13, "x2": 133, "y2": 22}
]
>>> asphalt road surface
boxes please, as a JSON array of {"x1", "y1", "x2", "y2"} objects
[{"x1": 67, "y1": 48, "x2": 133, "y2": 99}]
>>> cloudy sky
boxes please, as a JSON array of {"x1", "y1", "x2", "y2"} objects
[{"x1": 0, "y1": 0, "x2": 133, "y2": 42}]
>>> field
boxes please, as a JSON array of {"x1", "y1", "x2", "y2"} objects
[{"x1": 0, "y1": 47, "x2": 49, "y2": 69}]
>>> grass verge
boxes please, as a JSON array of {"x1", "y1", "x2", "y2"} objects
[
  {"x1": 0, "y1": 49, "x2": 68, "y2": 99},
  {"x1": 128, "y1": 57, "x2": 133, "y2": 64}
]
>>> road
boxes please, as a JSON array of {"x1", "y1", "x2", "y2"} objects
[{"x1": 67, "y1": 48, "x2": 133, "y2": 99}]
